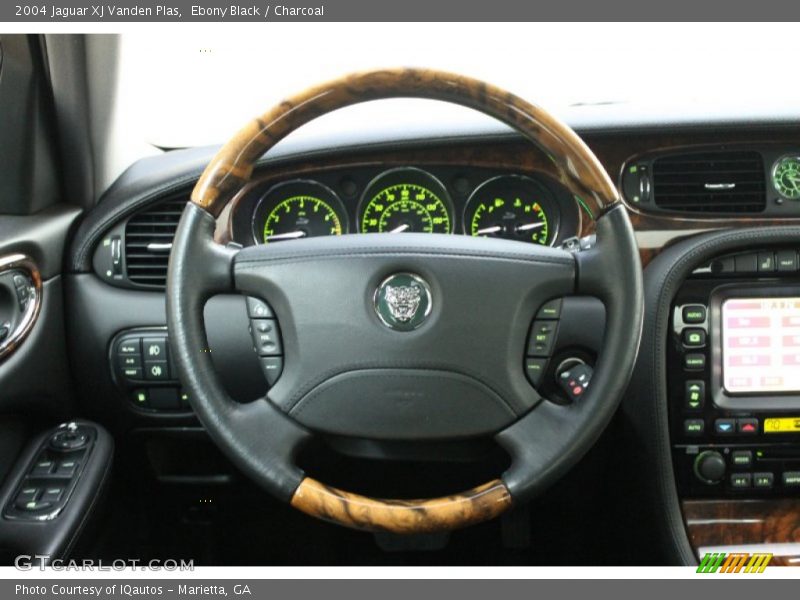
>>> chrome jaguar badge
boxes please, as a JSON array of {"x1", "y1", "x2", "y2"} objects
[{"x1": 374, "y1": 273, "x2": 432, "y2": 331}]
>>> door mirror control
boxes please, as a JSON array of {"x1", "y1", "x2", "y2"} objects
[{"x1": 3, "y1": 423, "x2": 96, "y2": 521}]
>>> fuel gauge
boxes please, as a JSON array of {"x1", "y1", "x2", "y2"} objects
[{"x1": 464, "y1": 175, "x2": 558, "y2": 245}]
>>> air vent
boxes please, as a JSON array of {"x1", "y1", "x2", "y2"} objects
[
  {"x1": 652, "y1": 151, "x2": 766, "y2": 213},
  {"x1": 124, "y1": 197, "x2": 187, "y2": 287}
]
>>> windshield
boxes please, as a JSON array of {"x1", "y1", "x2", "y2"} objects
[{"x1": 115, "y1": 23, "x2": 798, "y2": 149}]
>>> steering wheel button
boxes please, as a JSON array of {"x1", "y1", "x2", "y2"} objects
[
  {"x1": 527, "y1": 320, "x2": 558, "y2": 357},
  {"x1": 524, "y1": 358, "x2": 547, "y2": 387},
  {"x1": 251, "y1": 320, "x2": 282, "y2": 356},
  {"x1": 536, "y1": 299, "x2": 562, "y2": 320},
  {"x1": 117, "y1": 339, "x2": 140, "y2": 355},
  {"x1": 246, "y1": 297, "x2": 274, "y2": 318},
  {"x1": 144, "y1": 361, "x2": 169, "y2": 381},
  {"x1": 142, "y1": 338, "x2": 168, "y2": 361},
  {"x1": 260, "y1": 357, "x2": 284, "y2": 386},
  {"x1": 118, "y1": 355, "x2": 141, "y2": 369}
]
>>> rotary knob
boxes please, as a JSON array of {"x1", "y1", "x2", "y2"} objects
[{"x1": 693, "y1": 450, "x2": 726, "y2": 484}]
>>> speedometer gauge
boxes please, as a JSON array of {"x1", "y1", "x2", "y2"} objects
[
  {"x1": 251, "y1": 180, "x2": 347, "y2": 244},
  {"x1": 464, "y1": 175, "x2": 558, "y2": 246},
  {"x1": 359, "y1": 168, "x2": 453, "y2": 234}
]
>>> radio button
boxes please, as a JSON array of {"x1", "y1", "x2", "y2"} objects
[
  {"x1": 685, "y1": 381, "x2": 705, "y2": 410},
  {"x1": 754, "y1": 472, "x2": 774, "y2": 489},
  {"x1": 682, "y1": 305, "x2": 706, "y2": 324},
  {"x1": 714, "y1": 418, "x2": 736, "y2": 435},
  {"x1": 684, "y1": 354, "x2": 706, "y2": 371},
  {"x1": 683, "y1": 328, "x2": 706, "y2": 348},
  {"x1": 731, "y1": 450, "x2": 753, "y2": 468},
  {"x1": 694, "y1": 451, "x2": 725, "y2": 484},
  {"x1": 782, "y1": 472, "x2": 800, "y2": 487},
  {"x1": 737, "y1": 418, "x2": 759, "y2": 435},
  {"x1": 730, "y1": 473, "x2": 752, "y2": 489}
]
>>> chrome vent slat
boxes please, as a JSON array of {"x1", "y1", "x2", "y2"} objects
[
  {"x1": 124, "y1": 196, "x2": 188, "y2": 287},
  {"x1": 652, "y1": 151, "x2": 766, "y2": 214}
]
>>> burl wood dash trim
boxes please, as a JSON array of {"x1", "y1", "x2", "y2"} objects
[
  {"x1": 290, "y1": 477, "x2": 513, "y2": 534},
  {"x1": 192, "y1": 68, "x2": 619, "y2": 218},
  {"x1": 683, "y1": 499, "x2": 800, "y2": 566}
]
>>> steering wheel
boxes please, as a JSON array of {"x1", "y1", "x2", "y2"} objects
[{"x1": 166, "y1": 69, "x2": 643, "y2": 534}]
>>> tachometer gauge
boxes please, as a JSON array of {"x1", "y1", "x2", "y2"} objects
[
  {"x1": 359, "y1": 168, "x2": 453, "y2": 234},
  {"x1": 772, "y1": 156, "x2": 800, "y2": 200},
  {"x1": 252, "y1": 180, "x2": 348, "y2": 244},
  {"x1": 464, "y1": 175, "x2": 558, "y2": 245}
]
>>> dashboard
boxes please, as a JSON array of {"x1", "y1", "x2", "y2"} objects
[{"x1": 228, "y1": 165, "x2": 581, "y2": 248}]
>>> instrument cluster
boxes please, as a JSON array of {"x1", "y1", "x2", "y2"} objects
[{"x1": 234, "y1": 165, "x2": 580, "y2": 248}]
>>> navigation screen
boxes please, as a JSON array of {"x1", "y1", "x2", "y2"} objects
[{"x1": 722, "y1": 297, "x2": 800, "y2": 394}]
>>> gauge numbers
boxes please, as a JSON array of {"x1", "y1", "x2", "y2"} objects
[
  {"x1": 359, "y1": 168, "x2": 453, "y2": 234},
  {"x1": 252, "y1": 180, "x2": 347, "y2": 244}
]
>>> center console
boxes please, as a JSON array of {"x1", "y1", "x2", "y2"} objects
[{"x1": 670, "y1": 246, "x2": 800, "y2": 497}]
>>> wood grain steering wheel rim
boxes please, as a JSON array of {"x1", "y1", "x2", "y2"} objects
[{"x1": 176, "y1": 68, "x2": 628, "y2": 535}]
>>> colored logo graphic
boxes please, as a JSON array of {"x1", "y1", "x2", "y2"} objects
[{"x1": 696, "y1": 552, "x2": 772, "y2": 573}]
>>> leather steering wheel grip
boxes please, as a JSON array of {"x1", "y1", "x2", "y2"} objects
[
  {"x1": 291, "y1": 478, "x2": 513, "y2": 534},
  {"x1": 170, "y1": 68, "x2": 640, "y2": 535},
  {"x1": 190, "y1": 68, "x2": 619, "y2": 218}
]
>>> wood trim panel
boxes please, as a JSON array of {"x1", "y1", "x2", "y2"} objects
[{"x1": 683, "y1": 499, "x2": 800, "y2": 566}]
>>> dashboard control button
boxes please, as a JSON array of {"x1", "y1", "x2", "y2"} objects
[
  {"x1": 117, "y1": 339, "x2": 141, "y2": 355},
  {"x1": 685, "y1": 381, "x2": 705, "y2": 410},
  {"x1": 782, "y1": 472, "x2": 800, "y2": 487},
  {"x1": 246, "y1": 297, "x2": 274, "y2": 318},
  {"x1": 259, "y1": 357, "x2": 284, "y2": 386},
  {"x1": 527, "y1": 320, "x2": 558, "y2": 357},
  {"x1": 144, "y1": 361, "x2": 169, "y2": 381},
  {"x1": 731, "y1": 450, "x2": 753, "y2": 468},
  {"x1": 142, "y1": 338, "x2": 168, "y2": 361},
  {"x1": 683, "y1": 328, "x2": 706, "y2": 348},
  {"x1": 682, "y1": 305, "x2": 706, "y2": 324},
  {"x1": 693, "y1": 451, "x2": 725, "y2": 484},
  {"x1": 777, "y1": 250, "x2": 798, "y2": 272},
  {"x1": 118, "y1": 355, "x2": 141, "y2": 369},
  {"x1": 738, "y1": 418, "x2": 759, "y2": 435},
  {"x1": 758, "y1": 252, "x2": 776, "y2": 272},
  {"x1": 714, "y1": 418, "x2": 736, "y2": 435},
  {"x1": 730, "y1": 473, "x2": 752, "y2": 489},
  {"x1": 735, "y1": 253, "x2": 758, "y2": 273},
  {"x1": 122, "y1": 366, "x2": 143, "y2": 380},
  {"x1": 250, "y1": 319, "x2": 283, "y2": 356},
  {"x1": 536, "y1": 299, "x2": 562, "y2": 320},
  {"x1": 753, "y1": 473, "x2": 774, "y2": 489},
  {"x1": 524, "y1": 358, "x2": 547, "y2": 388},
  {"x1": 684, "y1": 354, "x2": 706, "y2": 370},
  {"x1": 684, "y1": 419, "x2": 705, "y2": 436}
]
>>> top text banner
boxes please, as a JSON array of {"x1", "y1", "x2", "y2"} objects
[{"x1": 3, "y1": 0, "x2": 800, "y2": 21}]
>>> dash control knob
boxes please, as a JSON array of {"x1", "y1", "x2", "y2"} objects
[{"x1": 693, "y1": 450, "x2": 726, "y2": 484}]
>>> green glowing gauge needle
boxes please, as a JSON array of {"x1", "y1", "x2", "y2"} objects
[{"x1": 265, "y1": 230, "x2": 306, "y2": 241}]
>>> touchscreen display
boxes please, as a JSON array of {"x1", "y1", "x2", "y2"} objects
[{"x1": 722, "y1": 297, "x2": 800, "y2": 394}]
